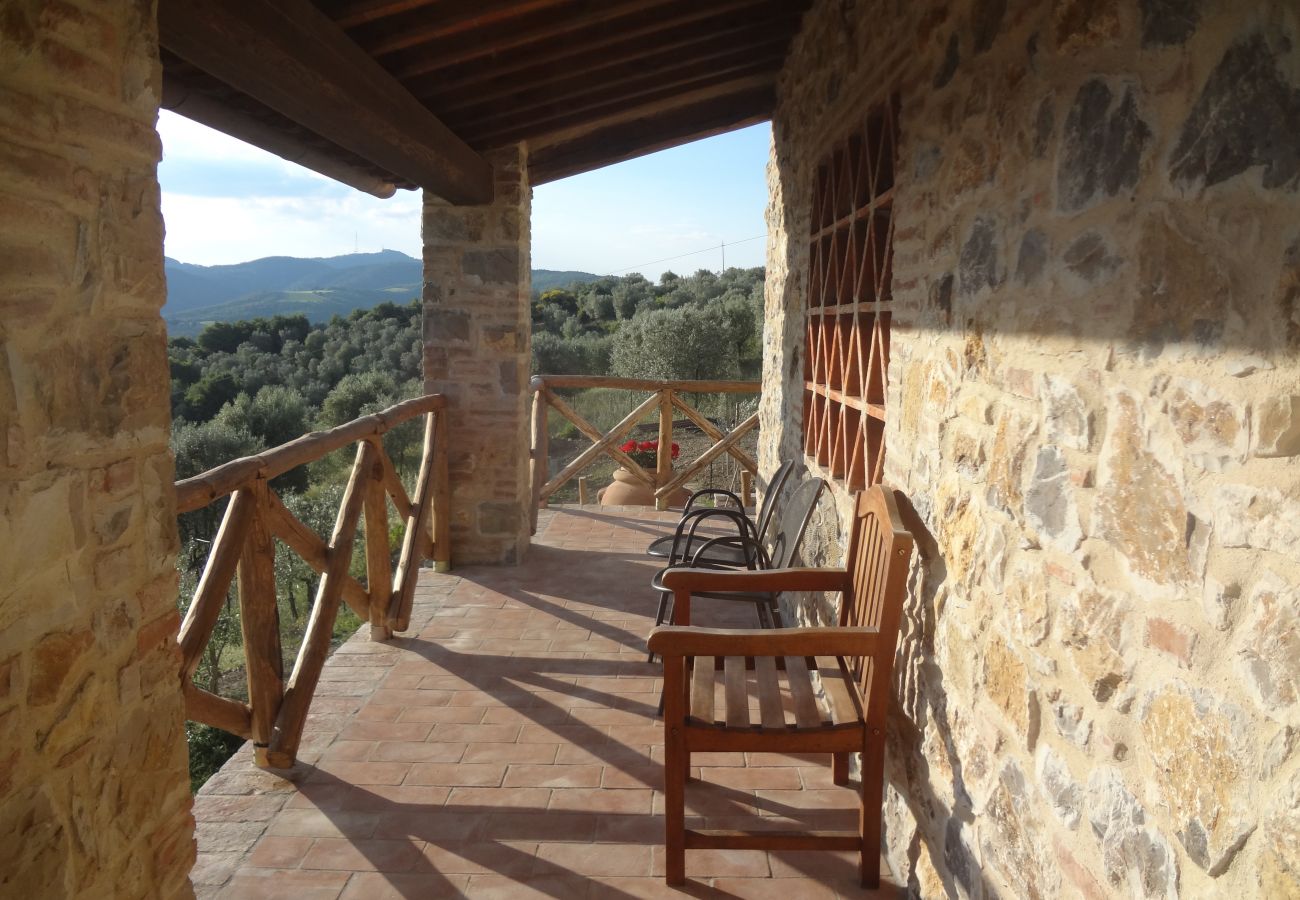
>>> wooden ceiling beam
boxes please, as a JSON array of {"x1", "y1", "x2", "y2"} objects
[
  {"x1": 472, "y1": 69, "x2": 777, "y2": 149},
  {"x1": 161, "y1": 72, "x2": 399, "y2": 198},
  {"x1": 391, "y1": 0, "x2": 773, "y2": 78},
  {"x1": 455, "y1": 47, "x2": 786, "y2": 146},
  {"x1": 352, "y1": 0, "x2": 570, "y2": 53},
  {"x1": 528, "y1": 88, "x2": 774, "y2": 185},
  {"x1": 158, "y1": 0, "x2": 491, "y2": 204},
  {"x1": 425, "y1": 11, "x2": 802, "y2": 114},
  {"x1": 323, "y1": 0, "x2": 439, "y2": 29}
]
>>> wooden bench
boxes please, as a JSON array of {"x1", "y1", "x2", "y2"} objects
[{"x1": 647, "y1": 486, "x2": 915, "y2": 887}]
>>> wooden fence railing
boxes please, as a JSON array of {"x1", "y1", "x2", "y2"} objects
[
  {"x1": 175, "y1": 394, "x2": 450, "y2": 768},
  {"x1": 529, "y1": 375, "x2": 761, "y2": 531}
]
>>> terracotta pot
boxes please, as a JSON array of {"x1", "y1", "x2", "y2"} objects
[{"x1": 597, "y1": 467, "x2": 689, "y2": 508}]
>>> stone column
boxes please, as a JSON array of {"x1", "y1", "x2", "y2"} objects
[
  {"x1": 0, "y1": 3, "x2": 194, "y2": 897},
  {"x1": 422, "y1": 145, "x2": 532, "y2": 565}
]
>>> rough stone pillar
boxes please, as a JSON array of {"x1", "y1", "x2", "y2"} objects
[
  {"x1": 422, "y1": 145, "x2": 532, "y2": 565},
  {"x1": 0, "y1": 3, "x2": 195, "y2": 898}
]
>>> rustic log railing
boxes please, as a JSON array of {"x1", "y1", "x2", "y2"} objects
[
  {"x1": 175, "y1": 394, "x2": 450, "y2": 768},
  {"x1": 529, "y1": 375, "x2": 761, "y2": 531}
]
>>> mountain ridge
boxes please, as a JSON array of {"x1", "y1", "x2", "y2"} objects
[{"x1": 164, "y1": 251, "x2": 600, "y2": 336}]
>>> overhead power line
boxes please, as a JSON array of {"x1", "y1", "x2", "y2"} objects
[{"x1": 601, "y1": 233, "x2": 766, "y2": 276}]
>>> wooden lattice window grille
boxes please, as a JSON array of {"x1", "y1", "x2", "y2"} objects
[{"x1": 803, "y1": 94, "x2": 898, "y2": 491}]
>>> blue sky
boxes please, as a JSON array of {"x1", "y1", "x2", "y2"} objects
[{"x1": 156, "y1": 112, "x2": 770, "y2": 281}]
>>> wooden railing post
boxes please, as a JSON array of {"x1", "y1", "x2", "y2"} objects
[
  {"x1": 530, "y1": 382, "x2": 549, "y2": 535},
  {"x1": 432, "y1": 409, "x2": 451, "y2": 573},
  {"x1": 741, "y1": 470, "x2": 754, "y2": 508},
  {"x1": 237, "y1": 476, "x2": 283, "y2": 768},
  {"x1": 656, "y1": 389, "x2": 673, "y2": 511},
  {"x1": 267, "y1": 441, "x2": 373, "y2": 766},
  {"x1": 175, "y1": 393, "x2": 452, "y2": 758},
  {"x1": 363, "y1": 439, "x2": 392, "y2": 642}
]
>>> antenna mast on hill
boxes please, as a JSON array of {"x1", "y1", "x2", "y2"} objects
[{"x1": 720, "y1": 240, "x2": 725, "y2": 271}]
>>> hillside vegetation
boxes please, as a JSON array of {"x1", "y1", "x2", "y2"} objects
[{"x1": 170, "y1": 265, "x2": 764, "y2": 787}]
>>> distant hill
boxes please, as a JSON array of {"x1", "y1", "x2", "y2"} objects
[
  {"x1": 533, "y1": 269, "x2": 602, "y2": 293},
  {"x1": 164, "y1": 251, "x2": 599, "y2": 336}
]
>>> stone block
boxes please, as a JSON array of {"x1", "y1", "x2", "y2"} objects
[
  {"x1": 424, "y1": 309, "x2": 471, "y2": 343},
  {"x1": 1144, "y1": 616, "x2": 1197, "y2": 667},
  {"x1": 1254, "y1": 395, "x2": 1300, "y2": 458},
  {"x1": 1140, "y1": 681, "x2": 1256, "y2": 873},
  {"x1": 1061, "y1": 589, "x2": 1129, "y2": 702},
  {"x1": 1212, "y1": 484, "x2": 1300, "y2": 556},
  {"x1": 1057, "y1": 80, "x2": 1151, "y2": 212},
  {"x1": 1094, "y1": 391, "x2": 1190, "y2": 588},
  {"x1": 1170, "y1": 33, "x2": 1300, "y2": 190},
  {"x1": 1041, "y1": 375, "x2": 1093, "y2": 451},
  {"x1": 1236, "y1": 571, "x2": 1300, "y2": 714},
  {"x1": 1086, "y1": 766, "x2": 1179, "y2": 897},
  {"x1": 1163, "y1": 379, "x2": 1248, "y2": 470},
  {"x1": 1035, "y1": 745, "x2": 1082, "y2": 828},
  {"x1": 463, "y1": 248, "x2": 519, "y2": 284},
  {"x1": 1140, "y1": 0, "x2": 1200, "y2": 47},
  {"x1": 1024, "y1": 445, "x2": 1082, "y2": 550},
  {"x1": 27, "y1": 628, "x2": 94, "y2": 706}
]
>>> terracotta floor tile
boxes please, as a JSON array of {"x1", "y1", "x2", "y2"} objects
[
  {"x1": 307, "y1": 762, "x2": 412, "y2": 786},
  {"x1": 535, "y1": 841, "x2": 654, "y2": 878},
  {"x1": 502, "y1": 764, "x2": 603, "y2": 789},
  {"x1": 339, "y1": 872, "x2": 470, "y2": 899},
  {"x1": 338, "y1": 721, "x2": 432, "y2": 742},
  {"x1": 429, "y1": 722, "x2": 522, "y2": 744},
  {"x1": 481, "y1": 811, "x2": 598, "y2": 843},
  {"x1": 193, "y1": 509, "x2": 901, "y2": 898},
  {"x1": 405, "y1": 762, "x2": 506, "y2": 786},
  {"x1": 696, "y1": 766, "x2": 804, "y2": 791},
  {"x1": 651, "y1": 846, "x2": 771, "y2": 878},
  {"x1": 421, "y1": 839, "x2": 538, "y2": 875},
  {"x1": 267, "y1": 809, "x2": 379, "y2": 839},
  {"x1": 446, "y1": 786, "x2": 553, "y2": 810},
  {"x1": 395, "y1": 705, "x2": 486, "y2": 724},
  {"x1": 246, "y1": 835, "x2": 314, "y2": 868},
  {"x1": 548, "y1": 787, "x2": 654, "y2": 814},
  {"x1": 369, "y1": 741, "x2": 468, "y2": 764},
  {"x1": 372, "y1": 807, "x2": 488, "y2": 841},
  {"x1": 461, "y1": 743, "x2": 559, "y2": 765},
  {"x1": 300, "y1": 838, "x2": 428, "y2": 872},
  {"x1": 218, "y1": 869, "x2": 349, "y2": 900}
]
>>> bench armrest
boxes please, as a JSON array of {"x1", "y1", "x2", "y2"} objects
[
  {"x1": 648, "y1": 625, "x2": 882, "y2": 658},
  {"x1": 661, "y1": 566, "x2": 850, "y2": 594}
]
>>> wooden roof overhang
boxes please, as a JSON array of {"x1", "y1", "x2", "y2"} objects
[{"x1": 158, "y1": 0, "x2": 812, "y2": 202}]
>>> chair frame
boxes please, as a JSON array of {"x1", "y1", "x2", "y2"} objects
[
  {"x1": 648, "y1": 486, "x2": 915, "y2": 888},
  {"x1": 647, "y1": 478, "x2": 825, "y2": 661},
  {"x1": 645, "y1": 460, "x2": 796, "y2": 564}
]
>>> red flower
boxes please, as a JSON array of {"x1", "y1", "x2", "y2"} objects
[
  {"x1": 621, "y1": 439, "x2": 637, "y2": 452},
  {"x1": 670, "y1": 442, "x2": 680, "y2": 459},
  {"x1": 638, "y1": 441, "x2": 656, "y2": 451}
]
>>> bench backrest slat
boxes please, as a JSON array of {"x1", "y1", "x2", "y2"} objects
[{"x1": 838, "y1": 486, "x2": 915, "y2": 726}]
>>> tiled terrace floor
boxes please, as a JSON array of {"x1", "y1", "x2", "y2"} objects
[{"x1": 193, "y1": 507, "x2": 903, "y2": 899}]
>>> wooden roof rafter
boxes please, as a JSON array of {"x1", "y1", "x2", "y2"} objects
[
  {"x1": 158, "y1": 0, "x2": 491, "y2": 203},
  {"x1": 424, "y1": 10, "x2": 804, "y2": 115},
  {"x1": 159, "y1": 0, "x2": 812, "y2": 192},
  {"x1": 460, "y1": 61, "x2": 784, "y2": 148},
  {"x1": 528, "y1": 83, "x2": 776, "y2": 185}
]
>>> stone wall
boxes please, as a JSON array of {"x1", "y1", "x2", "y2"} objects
[
  {"x1": 0, "y1": 1, "x2": 195, "y2": 897},
  {"x1": 762, "y1": 0, "x2": 1300, "y2": 896},
  {"x1": 423, "y1": 145, "x2": 533, "y2": 565}
]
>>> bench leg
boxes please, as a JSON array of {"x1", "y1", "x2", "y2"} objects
[
  {"x1": 648, "y1": 590, "x2": 671, "y2": 662},
  {"x1": 859, "y1": 731, "x2": 883, "y2": 888},
  {"x1": 663, "y1": 660, "x2": 688, "y2": 885}
]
